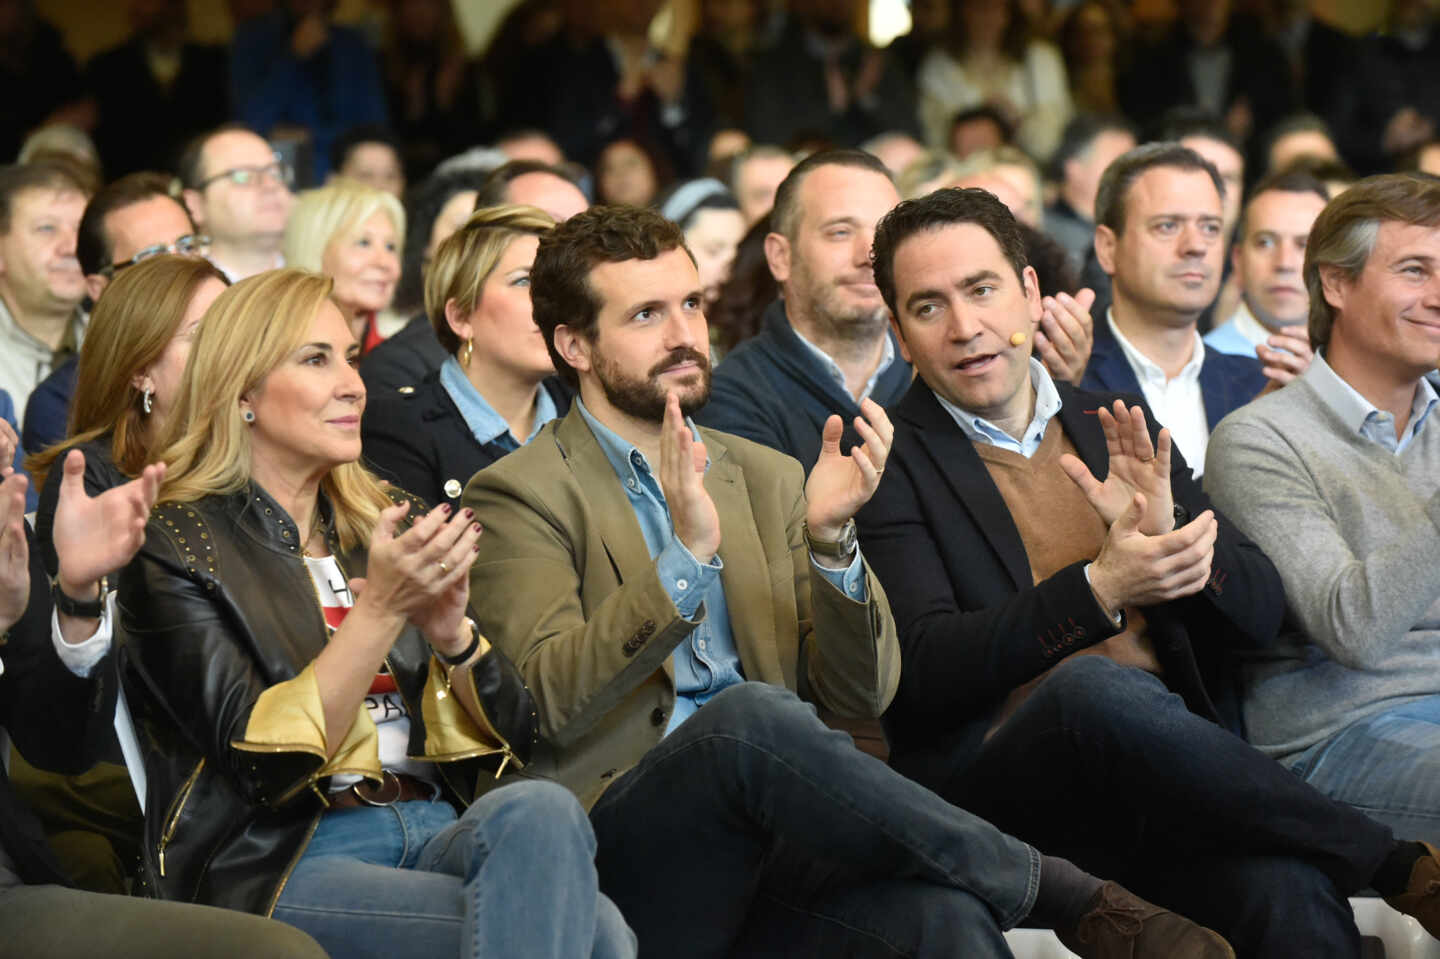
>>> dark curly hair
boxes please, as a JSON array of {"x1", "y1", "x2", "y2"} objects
[{"x1": 531, "y1": 204, "x2": 692, "y2": 386}]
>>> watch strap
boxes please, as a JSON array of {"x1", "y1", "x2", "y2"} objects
[
  {"x1": 51, "y1": 576, "x2": 107, "y2": 619},
  {"x1": 803, "y1": 519, "x2": 857, "y2": 559}
]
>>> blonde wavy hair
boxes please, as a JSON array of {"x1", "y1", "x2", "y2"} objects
[
  {"x1": 26, "y1": 255, "x2": 228, "y2": 492},
  {"x1": 425, "y1": 204, "x2": 555, "y2": 355},
  {"x1": 283, "y1": 178, "x2": 406, "y2": 274},
  {"x1": 150, "y1": 268, "x2": 392, "y2": 552}
]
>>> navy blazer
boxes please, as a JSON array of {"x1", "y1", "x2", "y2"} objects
[
  {"x1": 856, "y1": 378, "x2": 1286, "y2": 793},
  {"x1": 362, "y1": 369, "x2": 572, "y2": 511},
  {"x1": 1080, "y1": 316, "x2": 1268, "y2": 432}
]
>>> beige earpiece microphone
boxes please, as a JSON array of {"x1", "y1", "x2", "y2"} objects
[{"x1": 1010, "y1": 331, "x2": 1028, "y2": 347}]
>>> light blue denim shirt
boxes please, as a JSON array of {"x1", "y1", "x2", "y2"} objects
[
  {"x1": 934, "y1": 358, "x2": 1063, "y2": 459},
  {"x1": 791, "y1": 322, "x2": 897, "y2": 402},
  {"x1": 1307, "y1": 352, "x2": 1439, "y2": 455},
  {"x1": 576, "y1": 399, "x2": 865, "y2": 733},
  {"x1": 439, "y1": 355, "x2": 558, "y2": 452}
]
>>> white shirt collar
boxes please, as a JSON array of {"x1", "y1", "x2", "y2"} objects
[{"x1": 1107, "y1": 310, "x2": 1205, "y2": 386}]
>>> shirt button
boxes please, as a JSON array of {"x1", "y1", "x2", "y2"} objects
[
  {"x1": 676, "y1": 578, "x2": 689, "y2": 590},
  {"x1": 627, "y1": 479, "x2": 639, "y2": 491},
  {"x1": 698, "y1": 639, "x2": 707, "y2": 650}
]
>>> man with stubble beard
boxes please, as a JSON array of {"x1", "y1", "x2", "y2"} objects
[{"x1": 698, "y1": 149, "x2": 913, "y2": 472}]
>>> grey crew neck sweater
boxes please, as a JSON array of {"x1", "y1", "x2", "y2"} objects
[{"x1": 1204, "y1": 370, "x2": 1440, "y2": 761}]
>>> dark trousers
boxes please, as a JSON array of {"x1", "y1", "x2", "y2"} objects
[
  {"x1": 941, "y1": 656, "x2": 1396, "y2": 959},
  {"x1": 590, "y1": 682, "x2": 1038, "y2": 959}
]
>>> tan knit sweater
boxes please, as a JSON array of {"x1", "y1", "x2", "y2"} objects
[{"x1": 974, "y1": 420, "x2": 1162, "y2": 736}]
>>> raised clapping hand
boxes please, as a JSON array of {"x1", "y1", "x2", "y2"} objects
[
  {"x1": 1059, "y1": 400, "x2": 1176, "y2": 536},
  {"x1": 0, "y1": 469, "x2": 27, "y2": 632},
  {"x1": 1059, "y1": 402, "x2": 1217, "y2": 615},
  {"x1": 1255, "y1": 328, "x2": 1314, "y2": 387},
  {"x1": 52, "y1": 450, "x2": 165, "y2": 602},
  {"x1": 354, "y1": 500, "x2": 483, "y2": 658},
  {"x1": 658, "y1": 391, "x2": 721, "y2": 563},
  {"x1": 1035, "y1": 288, "x2": 1097, "y2": 385},
  {"x1": 804, "y1": 398, "x2": 894, "y2": 540},
  {"x1": 0, "y1": 418, "x2": 16, "y2": 472}
]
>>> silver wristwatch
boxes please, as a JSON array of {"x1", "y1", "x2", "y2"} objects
[{"x1": 803, "y1": 519, "x2": 858, "y2": 561}]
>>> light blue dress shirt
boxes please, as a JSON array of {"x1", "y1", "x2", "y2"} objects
[
  {"x1": 439, "y1": 355, "x2": 558, "y2": 452},
  {"x1": 933, "y1": 358, "x2": 1064, "y2": 459},
  {"x1": 576, "y1": 399, "x2": 866, "y2": 733},
  {"x1": 1307, "y1": 352, "x2": 1439, "y2": 455}
]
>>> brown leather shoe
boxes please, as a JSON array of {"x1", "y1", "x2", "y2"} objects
[
  {"x1": 1056, "y1": 882, "x2": 1236, "y2": 959},
  {"x1": 1384, "y1": 841, "x2": 1440, "y2": 938}
]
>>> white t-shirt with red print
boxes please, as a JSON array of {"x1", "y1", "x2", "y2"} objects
[{"x1": 304, "y1": 554, "x2": 438, "y2": 791}]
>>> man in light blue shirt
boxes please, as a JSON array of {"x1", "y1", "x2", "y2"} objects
[{"x1": 1204, "y1": 169, "x2": 1329, "y2": 388}]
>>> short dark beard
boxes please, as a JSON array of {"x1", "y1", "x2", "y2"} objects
[{"x1": 592, "y1": 346, "x2": 713, "y2": 423}]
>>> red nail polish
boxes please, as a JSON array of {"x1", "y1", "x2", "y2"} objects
[
  {"x1": 440, "y1": 503, "x2": 451, "y2": 515},
  {"x1": 472, "y1": 522, "x2": 481, "y2": 533},
  {"x1": 463, "y1": 508, "x2": 474, "y2": 519}
]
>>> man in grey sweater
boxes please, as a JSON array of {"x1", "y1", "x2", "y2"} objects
[{"x1": 1206, "y1": 172, "x2": 1440, "y2": 848}]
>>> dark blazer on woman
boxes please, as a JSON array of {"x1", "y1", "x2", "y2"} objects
[
  {"x1": 362, "y1": 369, "x2": 572, "y2": 511},
  {"x1": 856, "y1": 379, "x2": 1286, "y2": 792}
]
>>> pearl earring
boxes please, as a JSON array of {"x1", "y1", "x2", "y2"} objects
[{"x1": 142, "y1": 387, "x2": 154, "y2": 414}]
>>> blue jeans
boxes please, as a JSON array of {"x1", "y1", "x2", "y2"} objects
[
  {"x1": 590, "y1": 682, "x2": 1036, "y2": 959},
  {"x1": 1287, "y1": 695, "x2": 1440, "y2": 846},
  {"x1": 272, "y1": 779, "x2": 635, "y2": 959},
  {"x1": 944, "y1": 657, "x2": 1396, "y2": 959}
]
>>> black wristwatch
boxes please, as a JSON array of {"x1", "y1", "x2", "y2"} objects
[
  {"x1": 438, "y1": 618, "x2": 482, "y2": 667},
  {"x1": 51, "y1": 575, "x2": 107, "y2": 619},
  {"x1": 803, "y1": 519, "x2": 858, "y2": 562}
]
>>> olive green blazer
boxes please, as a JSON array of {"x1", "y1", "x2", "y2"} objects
[{"x1": 463, "y1": 405, "x2": 901, "y2": 807}]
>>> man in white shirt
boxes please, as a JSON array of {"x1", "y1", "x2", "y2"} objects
[
  {"x1": 1205, "y1": 169, "x2": 1329, "y2": 387},
  {"x1": 0, "y1": 163, "x2": 91, "y2": 425},
  {"x1": 1081, "y1": 142, "x2": 1266, "y2": 475}
]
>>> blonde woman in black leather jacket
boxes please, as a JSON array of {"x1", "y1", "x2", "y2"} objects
[{"x1": 118, "y1": 268, "x2": 635, "y2": 959}]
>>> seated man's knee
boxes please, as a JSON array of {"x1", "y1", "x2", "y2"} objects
[
  {"x1": 691, "y1": 682, "x2": 817, "y2": 736},
  {"x1": 1036, "y1": 656, "x2": 1164, "y2": 717}
]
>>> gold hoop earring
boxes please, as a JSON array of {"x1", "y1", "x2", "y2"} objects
[{"x1": 460, "y1": 338, "x2": 473, "y2": 368}]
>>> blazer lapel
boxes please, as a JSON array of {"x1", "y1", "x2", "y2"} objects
[
  {"x1": 1055, "y1": 383, "x2": 1112, "y2": 476},
  {"x1": 554, "y1": 409, "x2": 657, "y2": 589},
  {"x1": 703, "y1": 433, "x2": 786, "y2": 686},
  {"x1": 1083, "y1": 320, "x2": 1143, "y2": 396},
  {"x1": 897, "y1": 384, "x2": 1032, "y2": 590}
]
